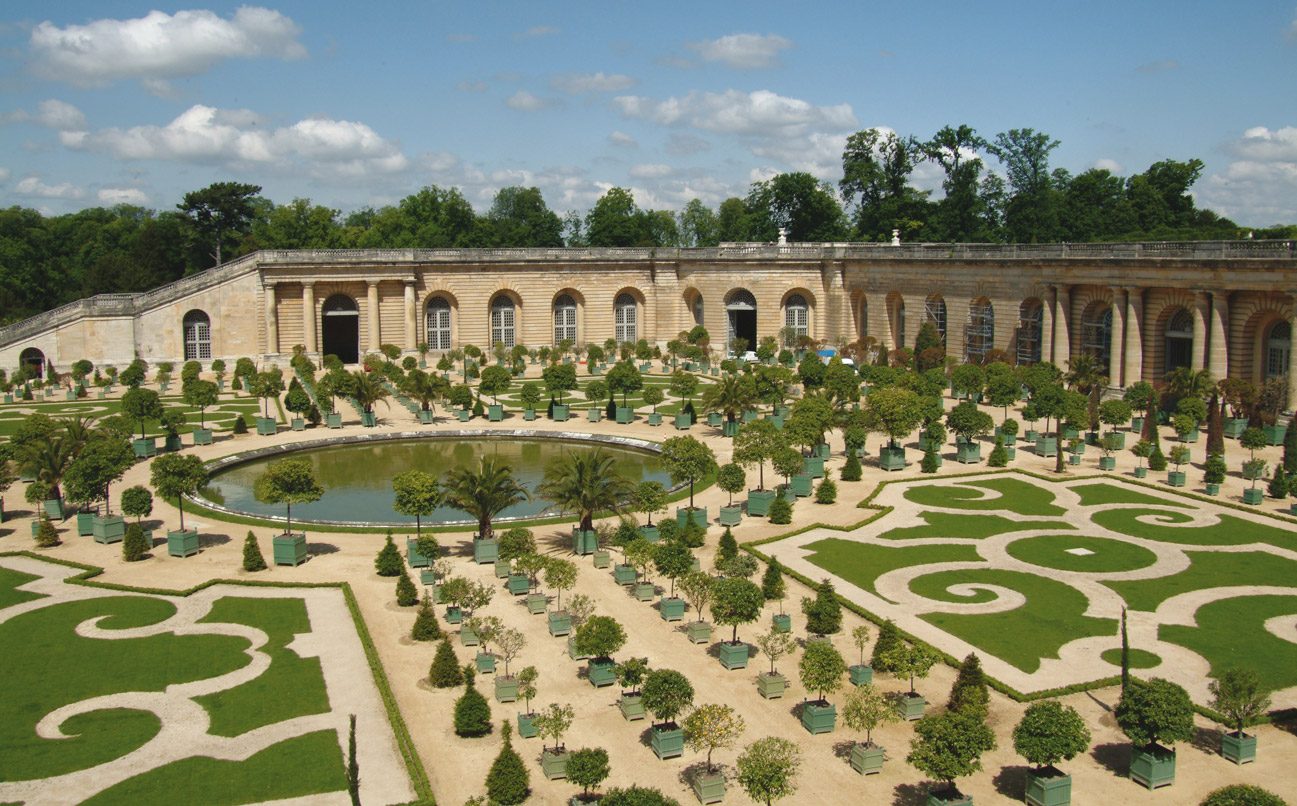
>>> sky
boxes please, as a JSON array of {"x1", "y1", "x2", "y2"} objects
[{"x1": 0, "y1": 2, "x2": 1295, "y2": 227}]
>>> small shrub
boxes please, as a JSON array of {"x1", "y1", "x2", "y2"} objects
[
  {"x1": 122, "y1": 523, "x2": 149, "y2": 561},
  {"x1": 840, "y1": 452, "x2": 862, "y2": 481},
  {"x1": 429, "y1": 637, "x2": 464, "y2": 688},
  {"x1": 1200, "y1": 784, "x2": 1287, "y2": 806},
  {"x1": 988, "y1": 437, "x2": 1008, "y2": 467},
  {"x1": 485, "y1": 721, "x2": 529, "y2": 804},
  {"x1": 231, "y1": 414, "x2": 248, "y2": 434},
  {"x1": 34, "y1": 517, "x2": 59, "y2": 548},
  {"x1": 242, "y1": 531, "x2": 267, "y2": 572},
  {"x1": 920, "y1": 447, "x2": 939, "y2": 474},
  {"x1": 375, "y1": 533, "x2": 403, "y2": 576},
  {"x1": 412, "y1": 594, "x2": 442, "y2": 641},
  {"x1": 454, "y1": 675, "x2": 493, "y2": 737},
  {"x1": 768, "y1": 495, "x2": 792, "y2": 525},
  {"x1": 716, "y1": 527, "x2": 738, "y2": 564},
  {"x1": 1204, "y1": 453, "x2": 1227, "y2": 485},
  {"x1": 396, "y1": 570, "x2": 418, "y2": 606},
  {"x1": 1268, "y1": 466, "x2": 1288, "y2": 499},
  {"x1": 1148, "y1": 445, "x2": 1167, "y2": 471},
  {"x1": 814, "y1": 478, "x2": 837, "y2": 504}
]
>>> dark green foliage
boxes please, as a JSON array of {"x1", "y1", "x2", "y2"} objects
[
  {"x1": 761, "y1": 559, "x2": 786, "y2": 601},
  {"x1": 429, "y1": 637, "x2": 464, "y2": 688},
  {"x1": 907, "y1": 708, "x2": 997, "y2": 786},
  {"x1": 1115, "y1": 677, "x2": 1195, "y2": 748},
  {"x1": 1121, "y1": 608, "x2": 1130, "y2": 692},
  {"x1": 801, "y1": 579, "x2": 842, "y2": 636},
  {"x1": 1148, "y1": 444, "x2": 1167, "y2": 471},
  {"x1": 34, "y1": 517, "x2": 59, "y2": 547},
  {"x1": 396, "y1": 570, "x2": 418, "y2": 607},
  {"x1": 815, "y1": 477, "x2": 837, "y2": 504},
  {"x1": 840, "y1": 451, "x2": 862, "y2": 481},
  {"x1": 988, "y1": 436, "x2": 1008, "y2": 467},
  {"x1": 947, "y1": 653, "x2": 989, "y2": 716},
  {"x1": 601, "y1": 786, "x2": 681, "y2": 806},
  {"x1": 717, "y1": 527, "x2": 738, "y2": 564},
  {"x1": 374, "y1": 533, "x2": 403, "y2": 576},
  {"x1": 412, "y1": 594, "x2": 442, "y2": 641},
  {"x1": 921, "y1": 446, "x2": 939, "y2": 474},
  {"x1": 1285, "y1": 418, "x2": 1297, "y2": 474},
  {"x1": 1200, "y1": 784, "x2": 1287, "y2": 806},
  {"x1": 231, "y1": 414, "x2": 248, "y2": 434},
  {"x1": 1268, "y1": 465, "x2": 1288, "y2": 499},
  {"x1": 485, "y1": 721, "x2": 529, "y2": 805},
  {"x1": 454, "y1": 676, "x2": 492, "y2": 737},
  {"x1": 242, "y1": 531, "x2": 267, "y2": 572},
  {"x1": 566, "y1": 747, "x2": 611, "y2": 797},
  {"x1": 871, "y1": 619, "x2": 902, "y2": 668},
  {"x1": 1204, "y1": 453, "x2": 1227, "y2": 485},
  {"x1": 347, "y1": 713, "x2": 360, "y2": 806},
  {"x1": 122, "y1": 522, "x2": 149, "y2": 561},
  {"x1": 768, "y1": 495, "x2": 792, "y2": 524}
]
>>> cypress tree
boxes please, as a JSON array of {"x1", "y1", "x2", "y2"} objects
[
  {"x1": 871, "y1": 619, "x2": 902, "y2": 668},
  {"x1": 921, "y1": 446, "x2": 939, "y2": 474},
  {"x1": 1120, "y1": 608, "x2": 1130, "y2": 692},
  {"x1": 1206, "y1": 392, "x2": 1225, "y2": 457},
  {"x1": 717, "y1": 527, "x2": 738, "y2": 564},
  {"x1": 947, "y1": 653, "x2": 989, "y2": 716},
  {"x1": 429, "y1": 637, "x2": 464, "y2": 688},
  {"x1": 375, "y1": 531, "x2": 404, "y2": 576},
  {"x1": 346, "y1": 714, "x2": 360, "y2": 806},
  {"x1": 412, "y1": 593, "x2": 442, "y2": 641},
  {"x1": 840, "y1": 451, "x2": 862, "y2": 481},
  {"x1": 1285, "y1": 417, "x2": 1297, "y2": 474},
  {"x1": 761, "y1": 559, "x2": 786, "y2": 601},
  {"x1": 454, "y1": 669, "x2": 492, "y2": 737},
  {"x1": 232, "y1": 414, "x2": 248, "y2": 434},
  {"x1": 485, "y1": 720, "x2": 529, "y2": 805},
  {"x1": 34, "y1": 516, "x2": 59, "y2": 548},
  {"x1": 801, "y1": 578, "x2": 842, "y2": 636},
  {"x1": 242, "y1": 531, "x2": 267, "y2": 572},
  {"x1": 988, "y1": 436, "x2": 1008, "y2": 467},
  {"x1": 768, "y1": 495, "x2": 792, "y2": 524},
  {"x1": 1269, "y1": 465, "x2": 1289, "y2": 499},
  {"x1": 396, "y1": 569, "x2": 418, "y2": 606},
  {"x1": 122, "y1": 522, "x2": 149, "y2": 561}
]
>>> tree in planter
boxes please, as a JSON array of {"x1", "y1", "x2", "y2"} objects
[
  {"x1": 149, "y1": 453, "x2": 207, "y2": 532},
  {"x1": 736, "y1": 736, "x2": 801, "y2": 806},
  {"x1": 866, "y1": 386, "x2": 925, "y2": 452},
  {"x1": 412, "y1": 592, "x2": 442, "y2": 641},
  {"x1": 702, "y1": 372, "x2": 757, "y2": 425},
  {"x1": 653, "y1": 540, "x2": 693, "y2": 598},
  {"x1": 429, "y1": 637, "x2": 464, "y2": 688},
  {"x1": 711, "y1": 576, "x2": 765, "y2": 645},
  {"x1": 879, "y1": 642, "x2": 940, "y2": 696},
  {"x1": 519, "y1": 381, "x2": 542, "y2": 414},
  {"x1": 946, "y1": 399, "x2": 994, "y2": 452},
  {"x1": 716, "y1": 463, "x2": 745, "y2": 508},
  {"x1": 659, "y1": 436, "x2": 717, "y2": 512},
  {"x1": 734, "y1": 418, "x2": 783, "y2": 494},
  {"x1": 1242, "y1": 458, "x2": 1268, "y2": 496},
  {"x1": 573, "y1": 615, "x2": 627, "y2": 666},
  {"x1": 182, "y1": 379, "x2": 220, "y2": 429},
  {"x1": 946, "y1": 653, "x2": 989, "y2": 716},
  {"x1": 498, "y1": 526, "x2": 536, "y2": 564},
  {"x1": 400, "y1": 369, "x2": 447, "y2": 418},
  {"x1": 445, "y1": 456, "x2": 529, "y2": 541},
  {"x1": 284, "y1": 378, "x2": 312, "y2": 424},
  {"x1": 121, "y1": 387, "x2": 164, "y2": 440},
  {"x1": 761, "y1": 558, "x2": 786, "y2": 606},
  {"x1": 669, "y1": 370, "x2": 699, "y2": 419},
  {"x1": 533, "y1": 701, "x2": 576, "y2": 753},
  {"x1": 770, "y1": 446, "x2": 803, "y2": 497},
  {"x1": 542, "y1": 362, "x2": 578, "y2": 406},
  {"x1": 493, "y1": 626, "x2": 526, "y2": 678},
  {"x1": 799, "y1": 639, "x2": 847, "y2": 705},
  {"x1": 374, "y1": 532, "x2": 404, "y2": 576},
  {"x1": 544, "y1": 557, "x2": 578, "y2": 610},
  {"x1": 679, "y1": 571, "x2": 715, "y2": 627},
  {"x1": 538, "y1": 449, "x2": 634, "y2": 534},
  {"x1": 120, "y1": 485, "x2": 152, "y2": 526},
  {"x1": 801, "y1": 578, "x2": 842, "y2": 636},
  {"x1": 641, "y1": 669, "x2": 695, "y2": 730},
  {"x1": 63, "y1": 435, "x2": 134, "y2": 518},
  {"x1": 454, "y1": 667, "x2": 493, "y2": 737},
  {"x1": 1115, "y1": 677, "x2": 1195, "y2": 757},
  {"x1": 250, "y1": 369, "x2": 286, "y2": 421},
  {"x1": 515, "y1": 665, "x2": 539, "y2": 717},
  {"x1": 849, "y1": 624, "x2": 871, "y2": 668},
  {"x1": 684, "y1": 703, "x2": 746, "y2": 775},
  {"x1": 616, "y1": 656, "x2": 651, "y2": 698},
  {"x1": 478, "y1": 364, "x2": 512, "y2": 407},
  {"x1": 566, "y1": 747, "x2": 611, "y2": 804},
  {"x1": 253, "y1": 458, "x2": 324, "y2": 536},
  {"x1": 756, "y1": 626, "x2": 797, "y2": 676},
  {"x1": 1131, "y1": 440, "x2": 1154, "y2": 475},
  {"x1": 349, "y1": 369, "x2": 390, "y2": 418},
  {"x1": 243, "y1": 531, "x2": 267, "y2": 572},
  {"x1": 843, "y1": 682, "x2": 901, "y2": 749},
  {"x1": 448, "y1": 384, "x2": 474, "y2": 414},
  {"x1": 634, "y1": 480, "x2": 667, "y2": 528},
  {"x1": 1203, "y1": 453, "x2": 1227, "y2": 488},
  {"x1": 607, "y1": 360, "x2": 644, "y2": 408},
  {"x1": 1013, "y1": 699, "x2": 1091, "y2": 786},
  {"x1": 1209, "y1": 667, "x2": 1271, "y2": 748},
  {"x1": 642, "y1": 385, "x2": 665, "y2": 416},
  {"x1": 391, "y1": 470, "x2": 441, "y2": 542},
  {"x1": 786, "y1": 394, "x2": 835, "y2": 458},
  {"x1": 907, "y1": 708, "x2": 997, "y2": 802},
  {"x1": 584, "y1": 379, "x2": 609, "y2": 415}
]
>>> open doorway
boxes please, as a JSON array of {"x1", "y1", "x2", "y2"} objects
[{"x1": 322, "y1": 294, "x2": 360, "y2": 364}]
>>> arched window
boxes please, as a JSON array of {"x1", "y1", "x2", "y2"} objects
[
  {"x1": 692, "y1": 293, "x2": 704, "y2": 327},
  {"x1": 426, "y1": 297, "x2": 452, "y2": 351},
  {"x1": 491, "y1": 296, "x2": 516, "y2": 349},
  {"x1": 183, "y1": 310, "x2": 211, "y2": 361},
  {"x1": 18, "y1": 348, "x2": 45, "y2": 378},
  {"x1": 1081, "y1": 305, "x2": 1113, "y2": 369},
  {"x1": 1164, "y1": 308, "x2": 1193, "y2": 375},
  {"x1": 966, "y1": 300, "x2": 994, "y2": 363},
  {"x1": 1267, "y1": 321, "x2": 1291, "y2": 379},
  {"x1": 1016, "y1": 300, "x2": 1043, "y2": 365},
  {"x1": 925, "y1": 297, "x2": 947, "y2": 342},
  {"x1": 553, "y1": 294, "x2": 577, "y2": 345},
  {"x1": 615, "y1": 293, "x2": 638, "y2": 344},
  {"x1": 784, "y1": 294, "x2": 809, "y2": 341}
]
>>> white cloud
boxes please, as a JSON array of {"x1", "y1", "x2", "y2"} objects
[
  {"x1": 1230, "y1": 125, "x2": 1297, "y2": 161},
  {"x1": 752, "y1": 131, "x2": 850, "y2": 180},
  {"x1": 688, "y1": 33, "x2": 791, "y2": 69},
  {"x1": 65, "y1": 104, "x2": 408, "y2": 178},
  {"x1": 15, "y1": 176, "x2": 83, "y2": 199},
  {"x1": 505, "y1": 90, "x2": 554, "y2": 111},
  {"x1": 608, "y1": 131, "x2": 638, "y2": 148},
  {"x1": 1196, "y1": 124, "x2": 1297, "y2": 225},
  {"x1": 34, "y1": 99, "x2": 85, "y2": 131},
  {"x1": 30, "y1": 7, "x2": 306, "y2": 88},
  {"x1": 551, "y1": 72, "x2": 636, "y2": 94},
  {"x1": 97, "y1": 187, "x2": 149, "y2": 205},
  {"x1": 516, "y1": 25, "x2": 559, "y2": 39},
  {"x1": 629, "y1": 163, "x2": 673, "y2": 179},
  {"x1": 614, "y1": 89, "x2": 854, "y2": 138},
  {"x1": 456, "y1": 80, "x2": 489, "y2": 93},
  {"x1": 1094, "y1": 158, "x2": 1124, "y2": 173},
  {"x1": 0, "y1": 167, "x2": 10, "y2": 183}
]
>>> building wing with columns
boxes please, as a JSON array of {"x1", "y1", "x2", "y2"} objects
[{"x1": 1, "y1": 240, "x2": 1294, "y2": 399}]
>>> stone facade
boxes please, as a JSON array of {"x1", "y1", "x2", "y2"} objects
[{"x1": 2, "y1": 241, "x2": 1295, "y2": 396}]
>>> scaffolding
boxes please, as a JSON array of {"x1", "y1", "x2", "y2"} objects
[
  {"x1": 1016, "y1": 301, "x2": 1042, "y2": 365},
  {"x1": 1080, "y1": 306, "x2": 1112, "y2": 368},
  {"x1": 925, "y1": 297, "x2": 948, "y2": 343},
  {"x1": 966, "y1": 300, "x2": 994, "y2": 362}
]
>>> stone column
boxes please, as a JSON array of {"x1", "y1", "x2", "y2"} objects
[
  {"x1": 367, "y1": 280, "x2": 381, "y2": 352},
  {"x1": 403, "y1": 281, "x2": 418, "y2": 351},
  {"x1": 1192, "y1": 291, "x2": 1208, "y2": 370},
  {"x1": 1054, "y1": 285, "x2": 1071, "y2": 368},
  {"x1": 1040, "y1": 289, "x2": 1053, "y2": 364},
  {"x1": 1208, "y1": 291, "x2": 1229, "y2": 381},
  {"x1": 1124, "y1": 287, "x2": 1144, "y2": 385},
  {"x1": 301, "y1": 281, "x2": 316, "y2": 354},
  {"x1": 1109, "y1": 288, "x2": 1126, "y2": 386},
  {"x1": 263, "y1": 282, "x2": 279, "y2": 355}
]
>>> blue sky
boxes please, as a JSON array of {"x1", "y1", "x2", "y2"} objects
[{"x1": 1, "y1": 1, "x2": 1295, "y2": 226}]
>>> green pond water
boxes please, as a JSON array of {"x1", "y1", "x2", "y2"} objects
[{"x1": 201, "y1": 437, "x2": 670, "y2": 526}]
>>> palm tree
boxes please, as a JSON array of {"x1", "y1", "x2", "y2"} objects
[
  {"x1": 1166, "y1": 366, "x2": 1214, "y2": 401},
  {"x1": 400, "y1": 368, "x2": 447, "y2": 414},
  {"x1": 445, "y1": 456, "x2": 530, "y2": 541},
  {"x1": 538, "y1": 449, "x2": 635, "y2": 533},
  {"x1": 1066, "y1": 354, "x2": 1109, "y2": 433},
  {"x1": 701, "y1": 373, "x2": 757, "y2": 423},
  {"x1": 349, "y1": 369, "x2": 391, "y2": 414}
]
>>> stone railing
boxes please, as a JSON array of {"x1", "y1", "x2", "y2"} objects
[{"x1": 0, "y1": 293, "x2": 138, "y2": 346}]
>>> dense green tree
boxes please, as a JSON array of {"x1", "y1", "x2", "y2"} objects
[
  {"x1": 485, "y1": 721, "x2": 529, "y2": 804},
  {"x1": 745, "y1": 172, "x2": 849, "y2": 242},
  {"x1": 483, "y1": 186, "x2": 563, "y2": 247},
  {"x1": 253, "y1": 458, "x2": 323, "y2": 535},
  {"x1": 177, "y1": 181, "x2": 263, "y2": 266},
  {"x1": 454, "y1": 669, "x2": 492, "y2": 737},
  {"x1": 429, "y1": 637, "x2": 464, "y2": 687},
  {"x1": 677, "y1": 199, "x2": 720, "y2": 247},
  {"x1": 840, "y1": 128, "x2": 929, "y2": 241},
  {"x1": 242, "y1": 531, "x2": 267, "y2": 572},
  {"x1": 801, "y1": 579, "x2": 842, "y2": 636},
  {"x1": 990, "y1": 128, "x2": 1061, "y2": 243}
]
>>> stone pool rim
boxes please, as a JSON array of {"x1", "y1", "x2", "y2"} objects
[{"x1": 192, "y1": 429, "x2": 676, "y2": 529}]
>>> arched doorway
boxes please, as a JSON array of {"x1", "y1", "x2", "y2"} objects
[
  {"x1": 18, "y1": 347, "x2": 45, "y2": 379},
  {"x1": 322, "y1": 294, "x2": 360, "y2": 364},
  {"x1": 1266, "y1": 321, "x2": 1291, "y2": 380},
  {"x1": 183, "y1": 310, "x2": 211, "y2": 361},
  {"x1": 1017, "y1": 300, "x2": 1043, "y2": 364},
  {"x1": 1164, "y1": 308, "x2": 1193, "y2": 376},
  {"x1": 726, "y1": 289, "x2": 757, "y2": 351}
]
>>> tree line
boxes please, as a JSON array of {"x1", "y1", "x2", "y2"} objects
[{"x1": 3, "y1": 123, "x2": 1292, "y2": 324}]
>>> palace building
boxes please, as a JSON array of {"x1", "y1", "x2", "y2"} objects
[{"x1": 2, "y1": 240, "x2": 1295, "y2": 400}]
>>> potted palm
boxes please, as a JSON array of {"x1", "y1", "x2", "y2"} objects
[
  {"x1": 843, "y1": 683, "x2": 901, "y2": 775},
  {"x1": 445, "y1": 457, "x2": 529, "y2": 563},
  {"x1": 755, "y1": 626, "x2": 796, "y2": 699},
  {"x1": 1209, "y1": 667, "x2": 1270, "y2": 765},
  {"x1": 1013, "y1": 700, "x2": 1091, "y2": 806},
  {"x1": 642, "y1": 669, "x2": 694, "y2": 760},
  {"x1": 615, "y1": 656, "x2": 650, "y2": 721},
  {"x1": 798, "y1": 639, "x2": 846, "y2": 734},
  {"x1": 572, "y1": 615, "x2": 626, "y2": 687},
  {"x1": 349, "y1": 369, "x2": 389, "y2": 427},
  {"x1": 1116, "y1": 677, "x2": 1195, "y2": 790},
  {"x1": 538, "y1": 449, "x2": 633, "y2": 556}
]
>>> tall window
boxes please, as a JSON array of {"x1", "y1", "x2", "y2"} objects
[
  {"x1": 553, "y1": 294, "x2": 577, "y2": 345},
  {"x1": 426, "y1": 297, "x2": 452, "y2": 351},
  {"x1": 183, "y1": 310, "x2": 211, "y2": 361},
  {"x1": 491, "y1": 296, "x2": 516, "y2": 349},
  {"x1": 1164, "y1": 308, "x2": 1193, "y2": 375},
  {"x1": 1267, "y1": 321, "x2": 1291, "y2": 379},
  {"x1": 615, "y1": 293, "x2": 637, "y2": 344},
  {"x1": 966, "y1": 300, "x2": 994, "y2": 363},
  {"x1": 784, "y1": 294, "x2": 809, "y2": 340},
  {"x1": 1081, "y1": 305, "x2": 1113, "y2": 369},
  {"x1": 1017, "y1": 300, "x2": 1043, "y2": 365}
]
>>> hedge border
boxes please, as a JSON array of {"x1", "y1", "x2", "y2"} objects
[{"x1": 0, "y1": 551, "x2": 434, "y2": 805}]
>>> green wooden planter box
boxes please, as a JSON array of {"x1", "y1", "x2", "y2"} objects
[
  {"x1": 900, "y1": 693, "x2": 926, "y2": 720},
  {"x1": 757, "y1": 672, "x2": 787, "y2": 699},
  {"x1": 1264, "y1": 424, "x2": 1285, "y2": 445},
  {"x1": 1167, "y1": 471, "x2": 1186, "y2": 487},
  {"x1": 572, "y1": 528, "x2": 598, "y2": 555},
  {"x1": 593, "y1": 550, "x2": 610, "y2": 568},
  {"x1": 167, "y1": 528, "x2": 200, "y2": 558},
  {"x1": 616, "y1": 406, "x2": 634, "y2": 424},
  {"x1": 800, "y1": 701, "x2": 836, "y2": 734},
  {"x1": 132, "y1": 438, "x2": 157, "y2": 458},
  {"x1": 633, "y1": 582, "x2": 655, "y2": 602},
  {"x1": 190, "y1": 428, "x2": 214, "y2": 446},
  {"x1": 674, "y1": 412, "x2": 692, "y2": 430},
  {"x1": 718, "y1": 505, "x2": 742, "y2": 527},
  {"x1": 1036, "y1": 436, "x2": 1058, "y2": 457},
  {"x1": 1223, "y1": 418, "x2": 1249, "y2": 438},
  {"x1": 802, "y1": 455, "x2": 825, "y2": 478},
  {"x1": 567, "y1": 635, "x2": 590, "y2": 660},
  {"x1": 1221, "y1": 731, "x2": 1256, "y2": 764},
  {"x1": 707, "y1": 412, "x2": 723, "y2": 427},
  {"x1": 1025, "y1": 766, "x2": 1072, "y2": 806},
  {"x1": 747, "y1": 489, "x2": 776, "y2": 516},
  {"x1": 552, "y1": 404, "x2": 570, "y2": 421},
  {"x1": 1205, "y1": 483, "x2": 1220, "y2": 496},
  {"x1": 659, "y1": 597, "x2": 686, "y2": 621},
  {"x1": 849, "y1": 664, "x2": 873, "y2": 686},
  {"x1": 406, "y1": 538, "x2": 432, "y2": 568},
  {"x1": 647, "y1": 411, "x2": 662, "y2": 426},
  {"x1": 1129, "y1": 744, "x2": 1175, "y2": 790},
  {"x1": 326, "y1": 412, "x2": 343, "y2": 428},
  {"x1": 289, "y1": 418, "x2": 305, "y2": 432},
  {"x1": 790, "y1": 474, "x2": 813, "y2": 497},
  {"x1": 256, "y1": 417, "x2": 278, "y2": 435},
  {"x1": 526, "y1": 593, "x2": 548, "y2": 614},
  {"x1": 691, "y1": 771, "x2": 725, "y2": 804},
  {"x1": 473, "y1": 538, "x2": 499, "y2": 564},
  {"x1": 459, "y1": 624, "x2": 479, "y2": 646},
  {"x1": 1099, "y1": 456, "x2": 1116, "y2": 471},
  {"x1": 445, "y1": 606, "x2": 463, "y2": 624},
  {"x1": 586, "y1": 408, "x2": 602, "y2": 422},
  {"x1": 1134, "y1": 467, "x2": 1148, "y2": 478},
  {"x1": 744, "y1": 408, "x2": 762, "y2": 424},
  {"x1": 516, "y1": 712, "x2": 538, "y2": 738},
  {"x1": 75, "y1": 510, "x2": 96, "y2": 536},
  {"x1": 547, "y1": 610, "x2": 572, "y2": 636},
  {"x1": 718, "y1": 641, "x2": 749, "y2": 670},
  {"x1": 651, "y1": 725, "x2": 685, "y2": 760},
  {"x1": 273, "y1": 533, "x2": 308, "y2": 566},
  {"x1": 476, "y1": 652, "x2": 496, "y2": 674},
  {"x1": 780, "y1": 484, "x2": 797, "y2": 502},
  {"x1": 413, "y1": 409, "x2": 432, "y2": 424},
  {"x1": 1067, "y1": 453, "x2": 1081, "y2": 466},
  {"x1": 494, "y1": 558, "x2": 512, "y2": 578},
  {"x1": 488, "y1": 404, "x2": 504, "y2": 421},
  {"x1": 956, "y1": 442, "x2": 982, "y2": 463},
  {"x1": 587, "y1": 658, "x2": 617, "y2": 687},
  {"x1": 523, "y1": 408, "x2": 536, "y2": 421},
  {"x1": 813, "y1": 442, "x2": 831, "y2": 459},
  {"x1": 686, "y1": 621, "x2": 712, "y2": 644},
  {"x1": 676, "y1": 506, "x2": 707, "y2": 529},
  {"x1": 161, "y1": 434, "x2": 182, "y2": 452},
  {"x1": 767, "y1": 414, "x2": 784, "y2": 429},
  {"x1": 850, "y1": 742, "x2": 885, "y2": 775},
  {"x1": 1061, "y1": 425, "x2": 1080, "y2": 441},
  {"x1": 91, "y1": 514, "x2": 125, "y2": 542},
  {"x1": 613, "y1": 564, "x2": 637, "y2": 585},
  {"x1": 455, "y1": 409, "x2": 471, "y2": 422},
  {"x1": 639, "y1": 524, "x2": 660, "y2": 542},
  {"x1": 619, "y1": 694, "x2": 645, "y2": 721},
  {"x1": 926, "y1": 792, "x2": 973, "y2": 806},
  {"x1": 879, "y1": 445, "x2": 906, "y2": 471},
  {"x1": 541, "y1": 749, "x2": 569, "y2": 780},
  {"x1": 722, "y1": 419, "x2": 740, "y2": 437},
  {"x1": 420, "y1": 568, "x2": 438, "y2": 586},
  {"x1": 1243, "y1": 487, "x2": 1264, "y2": 504}
]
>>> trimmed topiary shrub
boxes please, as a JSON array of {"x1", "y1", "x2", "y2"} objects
[
  {"x1": 716, "y1": 527, "x2": 738, "y2": 565},
  {"x1": 231, "y1": 414, "x2": 248, "y2": 434},
  {"x1": 375, "y1": 532, "x2": 403, "y2": 576},
  {"x1": 988, "y1": 436, "x2": 1008, "y2": 467},
  {"x1": 815, "y1": 477, "x2": 837, "y2": 504},
  {"x1": 871, "y1": 619, "x2": 902, "y2": 668},
  {"x1": 429, "y1": 637, "x2": 464, "y2": 688},
  {"x1": 801, "y1": 578, "x2": 842, "y2": 636},
  {"x1": 1200, "y1": 784, "x2": 1287, "y2": 806},
  {"x1": 242, "y1": 531, "x2": 267, "y2": 572},
  {"x1": 840, "y1": 451, "x2": 862, "y2": 481},
  {"x1": 454, "y1": 668, "x2": 492, "y2": 737},
  {"x1": 122, "y1": 522, "x2": 149, "y2": 561},
  {"x1": 485, "y1": 720, "x2": 529, "y2": 804},
  {"x1": 921, "y1": 446, "x2": 939, "y2": 474},
  {"x1": 34, "y1": 517, "x2": 59, "y2": 548},
  {"x1": 947, "y1": 653, "x2": 989, "y2": 716},
  {"x1": 1148, "y1": 445, "x2": 1167, "y2": 471},
  {"x1": 412, "y1": 594, "x2": 442, "y2": 641},
  {"x1": 768, "y1": 495, "x2": 792, "y2": 525},
  {"x1": 396, "y1": 569, "x2": 418, "y2": 606},
  {"x1": 601, "y1": 786, "x2": 681, "y2": 806}
]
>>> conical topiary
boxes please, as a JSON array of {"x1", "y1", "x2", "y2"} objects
[
  {"x1": 801, "y1": 578, "x2": 842, "y2": 636},
  {"x1": 815, "y1": 477, "x2": 837, "y2": 504},
  {"x1": 768, "y1": 495, "x2": 792, "y2": 525},
  {"x1": 947, "y1": 653, "x2": 989, "y2": 716},
  {"x1": 840, "y1": 451, "x2": 862, "y2": 481},
  {"x1": 412, "y1": 593, "x2": 442, "y2": 641},
  {"x1": 920, "y1": 446, "x2": 939, "y2": 474},
  {"x1": 34, "y1": 516, "x2": 59, "y2": 548},
  {"x1": 871, "y1": 619, "x2": 902, "y2": 668},
  {"x1": 716, "y1": 527, "x2": 738, "y2": 565},
  {"x1": 485, "y1": 720, "x2": 529, "y2": 805},
  {"x1": 454, "y1": 669, "x2": 492, "y2": 737},
  {"x1": 988, "y1": 436, "x2": 1008, "y2": 467},
  {"x1": 396, "y1": 569, "x2": 418, "y2": 607},
  {"x1": 122, "y1": 522, "x2": 149, "y2": 561},
  {"x1": 375, "y1": 531, "x2": 403, "y2": 576},
  {"x1": 761, "y1": 559, "x2": 785, "y2": 601},
  {"x1": 232, "y1": 414, "x2": 248, "y2": 434},
  {"x1": 243, "y1": 531, "x2": 267, "y2": 572},
  {"x1": 429, "y1": 637, "x2": 464, "y2": 688}
]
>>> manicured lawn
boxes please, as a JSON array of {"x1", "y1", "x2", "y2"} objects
[
  {"x1": 1072, "y1": 482, "x2": 1190, "y2": 509},
  {"x1": 195, "y1": 597, "x2": 331, "y2": 737},
  {"x1": 0, "y1": 567, "x2": 43, "y2": 610},
  {"x1": 903, "y1": 477, "x2": 1066, "y2": 516},
  {"x1": 1105, "y1": 550, "x2": 1297, "y2": 612},
  {"x1": 1006, "y1": 534, "x2": 1159, "y2": 574},
  {"x1": 1091, "y1": 508, "x2": 1297, "y2": 552},
  {"x1": 80, "y1": 730, "x2": 347, "y2": 806},
  {"x1": 910, "y1": 568, "x2": 1116, "y2": 673},
  {"x1": 879, "y1": 512, "x2": 1071, "y2": 541},
  {"x1": 804, "y1": 538, "x2": 983, "y2": 597},
  {"x1": 1160, "y1": 595, "x2": 1297, "y2": 693},
  {"x1": 1100, "y1": 647, "x2": 1160, "y2": 669},
  {"x1": 0, "y1": 394, "x2": 263, "y2": 440}
]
